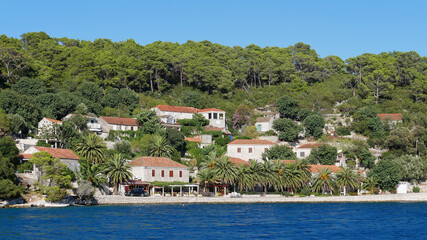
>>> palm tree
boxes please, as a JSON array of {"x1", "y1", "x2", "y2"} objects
[
  {"x1": 199, "y1": 151, "x2": 218, "y2": 170},
  {"x1": 294, "y1": 160, "x2": 311, "y2": 186},
  {"x1": 311, "y1": 167, "x2": 336, "y2": 194},
  {"x1": 271, "y1": 160, "x2": 286, "y2": 191},
  {"x1": 104, "y1": 154, "x2": 133, "y2": 194},
  {"x1": 78, "y1": 159, "x2": 106, "y2": 188},
  {"x1": 247, "y1": 159, "x2": 267, "y2": 191},
  {"x1": 147, "y1": 135, "x2": 173, "y2": 157},
  {"x1": 196, "y1": 169, "x2": 218, "y2": 193},
  {"x1": 213, "y1": 155, "x2": 237, "y2": 186},
  {"x1": 283, "y1": 163, "x2": 303, "y2": 194},
  {"x1": 235, "y1": 164, "x2": 253, "y2": 191},
  {"x1": 335, "y1": 167, "x2": 359, "y2": 195},
  {"x1": 75, "y1": 134, "x2": 106, "y2": 164},
  {"x1": 363, "y1": 176, "x2": 378, "y2": 194}
]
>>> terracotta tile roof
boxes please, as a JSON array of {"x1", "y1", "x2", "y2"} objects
[
  {"x1": 228, "y1": 157, "x2": 249, "y2": 166},
  {"x1": 34, "y1": 147, "x2": 80, "y2": 160},
  {"x1": 204, "y1": 125, "x2": 225, "y2": 132},
  {"x1": 228, "y1": 139, "x2": 275, "y2": 145},
  {"x1": 256, "y1": 117, "x2": 271, "y2": 123},
  {"x1": 309, "y1": 165, "x2": 342, "y2": 173},
  {"x1": 185, "y1": 136, "x2": 202, "y2": 143},
  {"x1": 297, "y1": 143, "x2": 323, "y2": 149},
  {"x1": 279, "y1": 160, "x2": 297, "y2": 164},
  {"x1": 154, "y1": 105, "x2": 198, "y2": 113},
  {"x1": 377, "y1": 113, "x2": 402, "y2": 121},
  {"x1": 18, "y1": 154, "x2": 33, "y2": 160},
  {"x1": 130, "y1": 156, "x2": 187, "y2": 168},
  {"x1": 198, "y1": 108, "x2": 225, "y2": 113},
  {"x1": 45, "y1": 118, "x2": 62, "y2": 124},
  {"x1": 100, "y1": 116, "x2": 138, "y2": 126}
]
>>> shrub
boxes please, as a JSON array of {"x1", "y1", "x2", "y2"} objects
[
  {"x1": 413, "y1": 186, "x2": 420, "y2": 193},
  {"x1": 373, "y1": 187, "x2": 380, "y2": 194},
  {"x1": 0, "y1": 179, "x2": 22, "y2": 200},
  {"x1": 17, "y1": 161, "x2": 33, "y2": 173},
  {"x1": 44, "y1": 186, "x2": 67, "y2": 203},
  {"x1": 77, "y1": 180, "x2": 95, "y2": 200},
  {"x1": 281, "y1": 191, "x2": 294, "y2": 197},
  {"x1": 336, "y1": 126, "x2": 351, "y2": 136},
  {"x1": 299, "y1": 186, "x2": 311, "y2": 196}
]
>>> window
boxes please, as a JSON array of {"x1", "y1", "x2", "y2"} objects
[
  {"x1": 161, "y1": 170, "x2": 165, "y2": 177},
  {"x1": 237, "y1": 148, "x2": 241, "y2": 153},
  {"x1": 300, "y1": 152, "x2": 305, "y2": 158},
  {"x1": 179, "y1": 171, "x2": 182, "y2": 178},
  {"x1": 213, "y1": 113, "x2": 218, "y2": 119},
  {"x1": 152, "y1": 170, "x2": 155, "y2": 177},
  {"x1": 170, "y1": 171, "x2": 174, "y2": 177},
  {"x1": 219, "y1": 114, "x2": 224, "y2": 120},
  {"x1": 248, "y1": 148, "x2": 253, "y2": 153},
  {"x1": 208, "y1": 113, "x2": 212, "y2": 119}
]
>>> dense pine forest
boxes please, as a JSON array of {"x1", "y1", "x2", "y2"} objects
[{"x1": 0, "y1": 31, "x2": 426, "y2": 139}]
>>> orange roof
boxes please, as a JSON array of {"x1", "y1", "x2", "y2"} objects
[
  {"x1": 204, "y1": 125, "x2": 225, "y2": 131},
  {"x1": 154, "y1": 105, "x2": 198, "y2": 114},
  {"x1": 185, "y1": 136, "x2": 202, "y2": 143},
  {"x1": 377, "y1": 113, "x2": 402, "y2": 121},
  {"x1": 34, "y1": 147, "x2": 79, "y2": 160},
  {"x1": 297, "y1": 143, "x2": 323, "y2": 149},
  {"x1": 228, "y1": 139, "x2": 275, "y2": 145},
  {"x1": 308, "y1": 165, "x2": 342, "y2": 173},
  {"x1": 100, "y1": 116, "x2": 138, "y2": 126},
  {"x1": 279, "y1": 160, "x2": 297, "y2": 164},
  {"x1": 130, "y1": 156, "x2": 187, "y2": 168},
  {"x1": 228, "y1": 157, "x2": 249, "y2": 166},
  {"x1": 198, "y1": 108, "x2": 225, "y2": 113},
  {"x1": 45, "y1": 118, "x2": 62, "y2": 124},
  {"x1": 18, "y1": 154, "x2": 33, "y2": 159}
]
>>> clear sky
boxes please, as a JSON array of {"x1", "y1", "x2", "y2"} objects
[{"x1": 1, "y1": 0, "x2": 426, "y2": 60}]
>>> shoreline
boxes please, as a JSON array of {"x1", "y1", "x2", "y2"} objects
[{"x1": 94, "y1": 192, "x2": 427, "y2": 205}]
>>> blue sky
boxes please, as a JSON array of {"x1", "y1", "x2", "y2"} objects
[{"x1": 1, "y1": 0, "x2": 426, "y2": 60}]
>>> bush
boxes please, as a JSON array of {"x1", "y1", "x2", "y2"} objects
[
  {"x1": 17, "y1": 161, "x2": 33, "y2": 173},
  {"x1": 336, "y1": 126, "x2": 351, "y2": 136},
  {"x1": 413, "y1": 186, "x2": 420, "y2": 193},
  {"x1": 77, "y1": 180, "x2": 95, "y2": 200},
  {"x1": 299, "y1": 187, "x2": 311, "y2": 196},
  {"x1": 0, "y1": 179, "x2": 22, "y2": 200},
  {"x1": 36, "y1": 140, "x2": 51, "y2": 147},
  {"x1": 44, "y1": 186, "x2": 67, "y2": 203},
  {"x1": 373, "y1": 187, "x2": 380, "y2": 194},
  {"x1": 281, "y1": 191, "x2": 294, "y2": 197}
]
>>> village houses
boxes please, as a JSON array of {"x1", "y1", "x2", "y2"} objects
[{"x1": 129, "y1": 156, "x2": 189, "y2": 183}]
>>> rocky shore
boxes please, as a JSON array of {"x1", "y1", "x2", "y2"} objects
[{"x1": 95, "y1": 192, "x2": 427, "y2": 205}]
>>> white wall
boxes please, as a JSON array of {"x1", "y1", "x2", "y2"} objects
[
  {"x1": 227, "y1": 144, "x2": 273, "y2": 162},
  {"x1": 132, "y1": 166, "x2": 189, "y2": 183},
  {"x1": 295, "y1": 148, "x2": 312, "y2": 159},
  {"x1": 200, "y1": 112, "x2": 226, "y2": 128}
]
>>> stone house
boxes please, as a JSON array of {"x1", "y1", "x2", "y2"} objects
[
  {"x1": 129, "y1": 156, "x2": 189, "y2": 183},
  {"x1": 295, "y1": 143, "x2": 323, "y2": 159},
  {"x1": 63, "y1": 114, "x2": 102, "y2": 134},
  {"x1": 98, "y1": 116, "x2": 139, "y2": 138},
  {"x1": 185, "y1": 135, "x2": 212, "y2": 148},
  {"x1": 377, "y1": 113, "x2": 403, "y2": 129},
  {"x1": 226, "y1": 139, "x2": 275, "y2": 162},
  {"x1": 198, "y1": 108, "x2": 226, "y2": 128},
  {"x1": 255, "y1": 117, "x2": 274, "y2": 133},
  {"x1": 20, "y1": 146, "x2": 80, "y2": 173},
  {"x1": 37, "y1": 117, "x2": 62, "y2": 137}
]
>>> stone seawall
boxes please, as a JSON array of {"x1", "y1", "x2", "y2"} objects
[{"x1": 95, "y1": 193, "x2": 427, "y2": 205}]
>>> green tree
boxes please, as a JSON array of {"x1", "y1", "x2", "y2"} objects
[
  {"x1": 212, "y1": 155, "x2": 237, "y2": 186},
  {"x1": 277, "y1": 95, "x2": 299, "y2": 120},
  {"x1": 335, "y1": 167, "x2": 359, "y2": 195},
  {"x1": 303, "y1": 114, "x2": 325, "y2": 139},
  {"x1": 30, "y1": 152, "x2": 72, "y2": 188},
  {"x1": 147, "y1": 135, "x2": 173, "y2": 158},
  {"x1": 0, "y1": 179, "x2": 22, "y2": 200},
  {"x1": 358, "y1": 149, "x2": 376, "y2": 169},
  {"x1": 232, "y1": 104, "x2": 252, "y2": 129},
  {"x1": 392, "y1": 155, "x2": 427, "y2": 182},
  {"x1": 0, "y1": 137, "x2": 19, "y2": 164},
  {"x1": 75, "y1": 134, "x2": 106, "y2": 164},
  {"x1": 0, "y1": 156, "x2": 16, "y2": 181},
  {"x1": 311, "y1": 167, "x2": 336, "y2": 194},
  {"x1": 273, "y1": 118, "x2": 301, "y2": 142},
  {"x1": 242, "y1": 126, "x2": 259, "y2": 139},
  {"x1": 180, "y1": 90, "x2": 202, "y2": 108},
  {"x1": 369, "y1": 159, "x2": 402, "y2": 191},
  {"x1": 363, "y1": 176, "x2": 378, "y2": 193},
  {"x1": 136, "y1": 109, "x2": 162, "y2": 134},
  {"x1": 7, "y1": 114, "x2": 27, "y2": 137},
  {"x1": 308, "y1": 145, "x2": 337, "y2": 165},
  {"x1": 165, "y1": 128, "x2": 186, "y2": 154},
  {"x1": 104, "y1": 154, "x2": 132, "y2": 193},
  {"x1": 196, "y1": 169, "x2": 218, "y2": 192},
  {"x1": 262, "y1": 145, "x2": 296, "y2": 160},
  {"x1": 11, "y1": 77, "x2": 46, "y2": 96},
  {"x1": 386, "y1": 127, "x2": 415, "y2": 155},
  {"x1": 0, "y1": 108, "x2": 10, "y2": 136},
  {"x1": 78, "y1": 158, "x2": 106, "y2": 188}
]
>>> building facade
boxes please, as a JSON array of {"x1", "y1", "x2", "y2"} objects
[
  {"x1": 37, "y1": 118, "x2": 62, "y2": 137},
  {"x1": 129, "y1": 156, "x2": 189, "y2": 183},
  {"x1": 226, "y1": 139, "x2": 275, "y2": 162},
  {"x1": 98, "y1": 116, "x2": 139, "y2": 138}
]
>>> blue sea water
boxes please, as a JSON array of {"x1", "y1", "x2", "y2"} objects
[{"x1": 0, "y1": 203, "x2": 426, "y2": 239}]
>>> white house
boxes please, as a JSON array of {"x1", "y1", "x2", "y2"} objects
[
  {"x1": 37, "y1": 117, "x2": 62, "y2": 137},
  {"x1": 98, "y1": 116, "x2": 139, "y2": 138},
  {"x1": 295, "y1": 143, "x2": 323, "y2": 159},
  {"x1": 185, "y1": 135, "x2": 212, "y2": 148},
  {"x1": 226, "y1": 139, "x2": 275, "y2": 162},
  {"x1": 129, "y1": 156, "x2": 189, "y2": 183},
  {"x1": 63, "y1": 114, "x2": 102, "y2": 133},
  {"x1": 255, "y1": 117, "x2": 275, "y2": 133},
  {"x1": 20, "y1": 146, "x2": 80, "y2": 173},
  {"x1": 198, "y1": 108, "x2": 226, "y2": 128},
  {"x1": 152, "y1": 105, "x2": 226, "y2": 129}
]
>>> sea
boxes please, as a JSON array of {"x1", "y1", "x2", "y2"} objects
[{"x1": 0, "y1": 203, "x2": 426, "y2": 239}]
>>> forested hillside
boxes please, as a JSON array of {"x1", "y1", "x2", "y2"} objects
[{"x1": 0, "y1": 31, "x2": 426, "y2": 130}]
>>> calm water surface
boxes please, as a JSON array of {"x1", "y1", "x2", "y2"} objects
[{"x1": 0, "y1": 203, "x2": 426, "y2": 239}]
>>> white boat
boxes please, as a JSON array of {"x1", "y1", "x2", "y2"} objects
[{"x1": 44, "y1": 203, "x2": 70, "y2": 207}]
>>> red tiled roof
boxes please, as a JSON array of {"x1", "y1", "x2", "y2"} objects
[
  {"x1": 228, "y1": 157, "x2": 249, "y2": 166},
  {"x1": 297, "y1": 143, "x2": 323, "y2": 149},
  {"x1": 100, "y1": 116, "x2": 138, "y2": 126},
  {"x1": 18, "y1": 154, "x2": 33, "y2": 160},
  {"x1": 228, "y1": 139, "x2": 275, "y2": 145},
  {"x1": 130, "y1": 156, "x2": 187, "y2": 168},
  {"x1": 256, "y1": 117, "x2": 271, "y2": 123},
  {"x1": 185, "y1": 136, "x2": 202, "y2": 143},
  {"x1": 34, "y1": 147, "x2": 79, "y2": 160},
  {"x1": 154, "y1": 105, "x2": 198, "y2": 113},
  {"x1": 377, "y1": 113, "x2": 402, "y2": 121},
  {"x1": 309, "y1": 165, "x2": 342, "y2": 173},
  {"x1": 204, "y1": 125, "x2": 225, "y2": 132},
  {"x1": 45, "y1": 118, "x2": 62, "y2": 124},
  {"x1": 198, "y1": 108, "x2": 225, "y2": 113}
]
